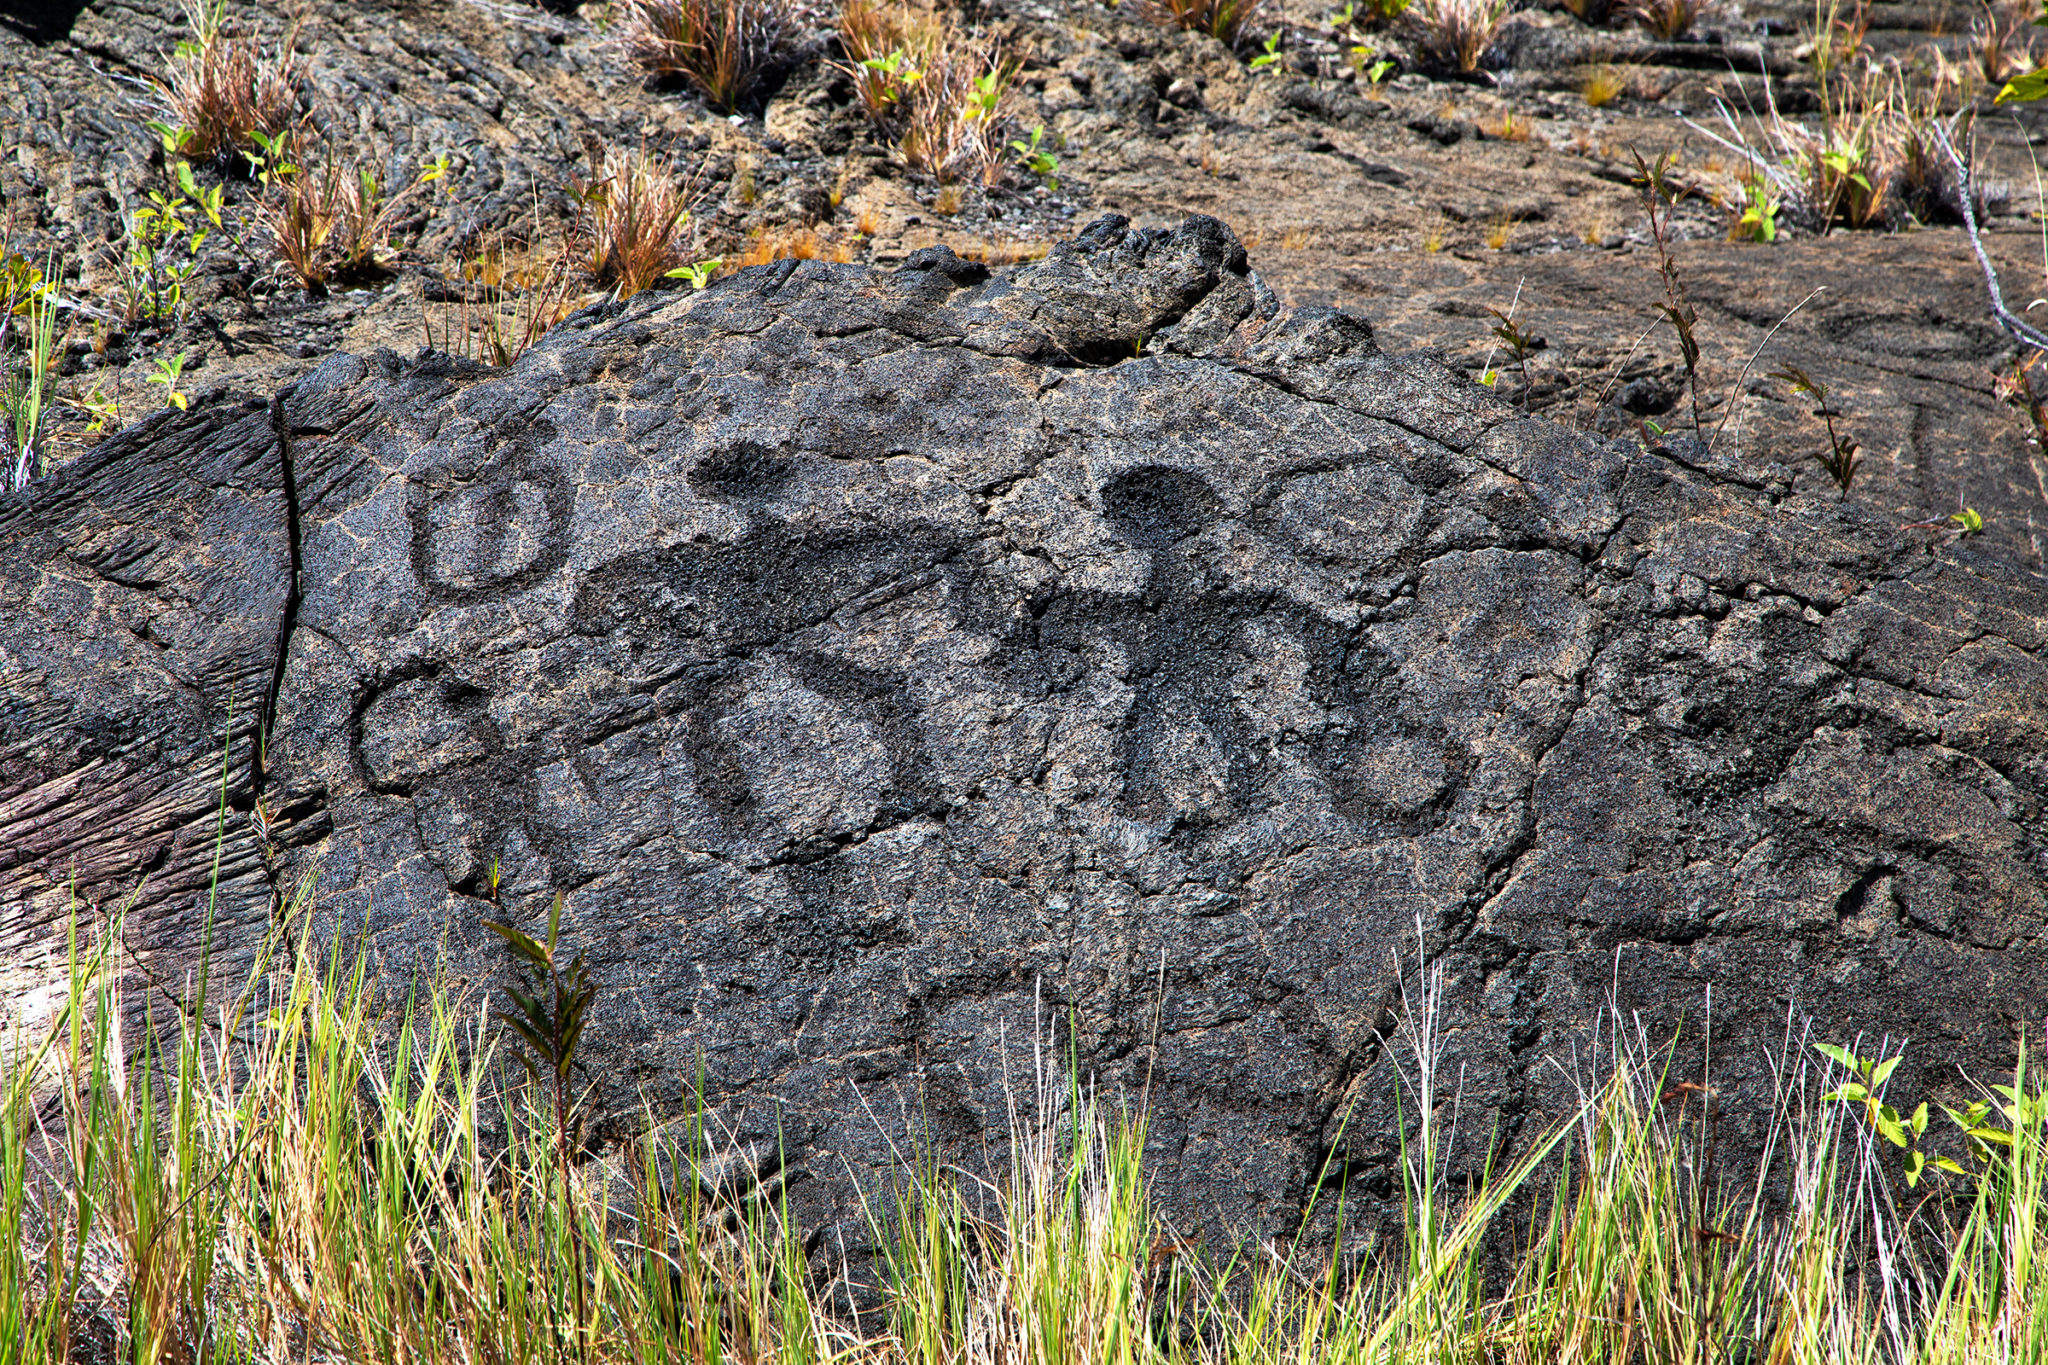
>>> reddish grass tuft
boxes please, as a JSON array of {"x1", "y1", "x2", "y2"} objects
[{"x1": 616, "y1": 0, "x2": 795, "y2": 112}]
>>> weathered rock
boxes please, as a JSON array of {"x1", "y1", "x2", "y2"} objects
[{"x1": 4, "y1": 215, "x2": 2046, "y2": 1248}]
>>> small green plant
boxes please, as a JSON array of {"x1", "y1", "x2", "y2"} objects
[
  {"x1": 2, "y1": 254, "x2": 60, "y2": 491},
  {"x1": 1731, "y1": 176, "x2": 1780, "y2": 241},
  {"x1": 1249, "y1": 32, "x2": 1286, "y2": 70},
  {"x1": 1010, "y1": 124, "x2": 1060, "y2": 188},
  {"x1": 1770, "y1": 363, "x2": 1861, "y2": 492},
  {"x1": 115, "y1": 188, "x2": 208, "y2": 327},
  {"x1": 147, "y1": 350, "x2": 193, "y2": 411},
  {"x1": 1349, "y1": 45, "x2": 1398, "y2": 80},
  {"x1": 485, "y1": 892, "x2": 600, "y2": 1351},
  {"x1": 964, "y1": 67, "x2": 1006, "y2": 124},
  {"x1": 1815, "y1": 1043, "x2": 1931, "y2": 1183},
  {"x1": 1334, "y1": 0, "x2": 1413, "y2": 22},
  {"x1": 1951, "y1": 505, "x2": 1985, "y2": 533},
  {"x1": 664, "y1": 257, "x2": 724, "y2": 288}
]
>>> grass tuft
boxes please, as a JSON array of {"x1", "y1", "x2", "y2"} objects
[
  {"x1": 154, "y1": 0, "x2": 300, "y2": 166},
  {"x1": 5, "y1": 902, "x2": 2048, "y2": 1365},
  {"x1": 1403, "y1": 0, "x2": 1508, "y2": 74},
  {"x1": 615, "y1": 0, "x2": 796, "y2": 112},
  {"x1": 1137, "y1": 0, "x2": 1267, "y2": 49},
  {"x1": 1626, "y1": 0, "x2": 1712, "y2": 40},
  {"x1": 839, "y1": 0, "x2": 1019, "y2": 185},
  {"x1": 576, "y1": 144, "x2": 703, "y2": 300}
]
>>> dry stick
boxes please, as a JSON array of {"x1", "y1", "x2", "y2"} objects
[
  {"x1": 1707, "y1": 285, "x2": 1828, "y2": 455},
  {"x1": 1932, "y1": 120, "x2": 2048, "y2": 352},
  {"x1": 1590, "y1": 315, "x2": 1664, "y2": 417}
]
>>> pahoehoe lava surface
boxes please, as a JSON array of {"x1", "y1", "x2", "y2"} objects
[{"x1": 5, "y1": 214, "x2": 2047, "y2": 1245}]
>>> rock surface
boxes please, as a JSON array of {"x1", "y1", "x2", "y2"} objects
[{"x1": 5, "y1": 215, "x2": 2048, "y2": 1244}]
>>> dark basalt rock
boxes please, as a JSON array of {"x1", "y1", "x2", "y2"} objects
[{"x1": 4, "y1": 214, "x2": 2046, "y2": 1247}]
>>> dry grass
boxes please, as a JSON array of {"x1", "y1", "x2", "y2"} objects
[
  {"x1": 1421, "y1": 212, "x2": 1448, "y2": 251},
  {"x1": 1802, "y1": 0, "x2": 1871, "y2": 81},
  {"x1": 955, "y1": 237, "x2": 1051, "y2": 264},
  {"x1": 1404, "y1": 0, "x2": 1508, "y2": 74},
  {"x1": 934, "y1": 183, "x2": 965, "y2": 216},
  {"x1": 1494, "y1": 110, "x2": 1534, "y2": 141},
  {"x1": 839, "y1": 0, "x2": 1019, "y2": 185},
  {"x1": 1279, "y1": 226, "x2": 1318, "y2": 249},
  {"x1": 1580, "y1": 62, "x2": 1627, "y2": 106},
  {"x1": 729, "y1": 224, "x2": 856, "y2": 267},
  {"x1": 1484, "y1": 214, "x2": 1513, "y2": 248},
  {"x1": 1970, "y1": 0, "x2": 2037, "y2": 85},
  {"x1": 265, "y1": 144, "x2": 433, "y2": 292},
  {"x1": 1627, "y1": 0, "x2": 1711, "y2": 39},
  {"x1": 154, "y1": 0, "x2": 300, "y2": 165},
  {"x1": 855, "y1": 205, "x2": 882, "y2": 235},
  {"x1": 575, "y1": 143, "x2": 701, "y2": 300},
  {"x1": 8, "y1": 908, "x2": 2048, "y2": 1365},
  {"x1": 615, "y1": 0, "x2": 795, "y2": 111},
  {"x1": 1137, "y1": 0, "x2": 1267, "y2": 48},
  {"x1": 429, "y1": 229, "x2": 583, "y2": 367}
]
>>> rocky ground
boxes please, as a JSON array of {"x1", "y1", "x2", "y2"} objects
[{"x1": 5, "y1": 0, "x2": 2048, "y2": 570}]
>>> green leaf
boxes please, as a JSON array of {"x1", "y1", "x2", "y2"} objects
[
  {"x1": 1997, "y1": 66, "x2": 2048, "y2": 103},
  {"x1": 483, "y1": 919, "x2": 550, "y2": 969},
  {"x1": 1875, "y1": 1107, "x2": 1907, "y2": 1147},
  {"x1": 1814, "y1": 1041, "x2": 1858, "y2": 1069},
  {"x1": 1910, "y1": 1101, "x2": 1928, "y2": 1138},
  {"x1": 1904, "y1": 1149, "x2": 1924, "y2": 1187},
  {"x1": 1870, "y1": 1055, "x2": 1901, "y2": 1088},
  {"x1": 1933, "y1": 1156, "x2": 1969, "y2": 1175}
]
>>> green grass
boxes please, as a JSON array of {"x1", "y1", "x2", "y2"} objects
[{"x1": 5, "y1": 885, "x2": 2047, "y2": 1365}]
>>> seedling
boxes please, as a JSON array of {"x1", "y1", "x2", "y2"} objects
[
  {"x1": 1815, "y1": 1042, "x2": 1936, "y2": 1184},
  {"x1": 1487, "y1": 305, "x2": 1543, "y2": 408},
  {"x1": 485, "y1": 891, "x2": 599, "y2": 1347},
  {"x1": 1011, "y1": 125, "x2": 1060, "y2": 189},
  {"x1": 664, "y1": 258, "x2": 723, "y2": 289},
  {"x1": 1348, "y1": 45, "x2": 1396, "y2": 80},
  {"x1": 1250, "y1": 33, "x2": 1285, "y2": 71},
  {"x1": 1632, "y1": 147, "x2": 1707, "y2": 432},
  {"x1": 1731, "y1": 177, "x2": 1779, "y2": 242},
  {"x1": 1951, "y1": 506, "x2": 1984, "y2": 534},
  {"x1": 1770, "y1": 363, "x2": 1861, "y2": 493},
  {"x1": 147, "y1": 350, "x2": 192, "y2": 412}
]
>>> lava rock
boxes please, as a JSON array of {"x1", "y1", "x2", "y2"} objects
[{"x1": 4, "y1": 214, "x2": 2045, "y2": 1252}]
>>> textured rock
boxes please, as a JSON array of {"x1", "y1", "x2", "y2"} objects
[{"x1": 4, "y1": 214, "x2": 2047, "y2": 1246}]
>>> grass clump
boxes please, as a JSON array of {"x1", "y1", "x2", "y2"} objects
[
  {"x1": 839, "y1": 0, "x2": 1019, "y2": 186},
  {"x1": 616, "y1": 0, "x2": 797, "y2": 112},
  {"x1": 1580, "y1": 62, "x2": 1627, "y2": 105},
  {"x1": 1138, "y1": 0, "x2": 1267, "y2": 49},
  {"x1": 1403, "y1": 0, "x2": 1508, "y2": 74},
  {"x1": 1626, "y1": 0, "x2": 1712, "y2": 41},
  {"x1": 6, "y1": 896, "x2": 2048, "y2": 1365},
  {"x1": 151, "y1": 0, "x2": 300, "y2": 167},
  {"x1": 259, "y1": 136, "x2": 446, "y2": 293},
  {"x1": 575, "y1": 144, "x2": 705, "y2": 300},
  {"x1": 2, "y1": 253, "x2": 59, "y2": 492}
]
